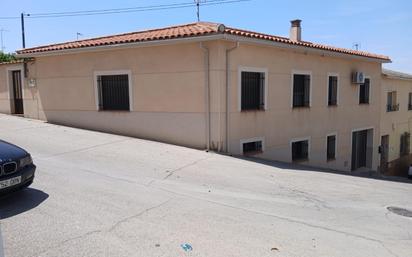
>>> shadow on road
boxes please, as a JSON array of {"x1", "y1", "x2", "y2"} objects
[
  {"x1": 0, "y1": 188, "x2": 49, "y2": 219},
  {"x1": 234, "y1": 155, "x2": 412, "y2": 184}
]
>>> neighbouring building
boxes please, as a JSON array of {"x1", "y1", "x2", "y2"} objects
[
  {"x1": 1, "y1": 20, "x2": 410, "y2": 175},
  {"x1": 380, "y1": 69, "x2": 412, "y2": 176}
]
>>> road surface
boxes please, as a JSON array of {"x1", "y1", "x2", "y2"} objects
[{"x1": 0, "y1": 114, "x2": 411, "y2": 257}]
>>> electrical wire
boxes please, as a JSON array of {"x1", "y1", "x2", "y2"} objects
[{"x1": 0, "y1": 0, "x2": 249, "y2": 19}]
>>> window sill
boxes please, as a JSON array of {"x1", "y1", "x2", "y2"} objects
[
  {"x1": 241, "y1": 109, "x2": 266, "y2": 113},
  {"x1": 292, "y1": 158, "x2": 309, "y2": 163},
  {"x1": 292, "y1": 106, "x2": 310, "y2": 109},
  {"x1": 98, "y1": 110, "x2": 131, "y2": 112},
  {"x1": 327, "y1": 158, "x2": 336, "y2": 162},
  {"x1": 327, "y1": 104, "x2": 338, "y2": 108},
  {"x1": 359, "y1": 103, "x2": 370, "y2": 105}
]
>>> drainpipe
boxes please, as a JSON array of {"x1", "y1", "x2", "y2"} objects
[
  {"x1": 200, "y1": 42, "x2": 211, "y2": 151},
  {"x1": 225, "y1": 42, "x2": 239, "y2": 153}
]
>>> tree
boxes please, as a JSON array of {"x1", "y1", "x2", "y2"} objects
[{"x1": 0, "y1": 52, "x2": 17, "y2": 63}]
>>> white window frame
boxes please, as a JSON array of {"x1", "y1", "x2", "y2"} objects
[
  {"x1": 326, "y1": 72, "x2": 339, "y2": 106},
  {"x1": 240, "y1": 137, "x2": 265, "y2": 154},
  {"x1": 238, "y1": 66, "x2": 268, "y2": 112},
  {"x1": 93, "y1": 70, "x2": 133, "y2": 111},
  {"x1": 6, "y1": 65, "x2": 25, "y2": 100},
  {"x1": 326, "y1": 132, "x2": 338, "y2": 161},
  {"x1": 290, "y1": 136, "x2": 311, "y2": 161},
  {"x1": 358, "y1": 76, "x2": 371, "y2": 105},
  {"x1": 386, "y1": 90, "x2": 397, "y2": 107},
  {"x1": 291, "y1": 70, "x2": 312, "y2": 108}
]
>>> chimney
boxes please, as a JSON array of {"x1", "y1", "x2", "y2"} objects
[{"x1": 290, "y1": 19, "x2": 302, "y2": 41}]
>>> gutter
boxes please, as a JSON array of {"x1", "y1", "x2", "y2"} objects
[
  {"x1": 226, "y1": 42, "x2": 239, "y2": 153},
  {"x1": 200, "y1": 42, "x2": 211, "y2": 151}
]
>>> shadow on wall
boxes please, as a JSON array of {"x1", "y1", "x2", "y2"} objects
[
  {"x1": 232, "y1": 155, "x2": 412, "y2": 184},
  {"x1": 0, "y1": 188, "x2": 49, "y2": 219}
]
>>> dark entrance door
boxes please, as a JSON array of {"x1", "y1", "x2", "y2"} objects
[
  {"x1": 380, "y1": 135, "x2": 389, "y2": 174},
  {"x1": 11, "y1": 70, "x2": 24, "y2": 115},
  {"x1": 352, "y1": 130, "x2": 368, "y2": 171}
]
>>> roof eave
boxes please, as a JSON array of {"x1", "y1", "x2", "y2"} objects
[
  {"x1": 222, "y1": 34, "x2": 391, "y2": 63},
  {"x1": 16, "y1": 34, "x2": 225, "y2": 58},
  {"x1": 16, "y1": 33, "x2": 391, "y2": 63}
]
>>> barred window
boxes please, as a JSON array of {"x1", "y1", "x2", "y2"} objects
[
  {"x1": 328, "y1": 76, "x2": 338, "y2": 106},
  {"x1": 327, "y1": 135, "x2": 336, "y2": 160},
  {"x1": 400, "y1": 132, "x2": 410, "y2": 156},
  {"x1": 241, "y1": 71, "x2": 265, "y2": 111},
  {"x1": 292, "y1": 140, "x2": 309, "y2": 161},
  {"x1": 242, "y1": 140, "x2": 263, "y2": 155},
  {"x1": 293, "y1": 74, "x2": 310, "y2": 107},
  {"x1": 387, "y1": 91, "x2": 399, "y2": 112},
  {"x1": 97, "y1": 74, "x2": 130, "y2": 111},
  {"x1": 408, "y1": 93, "x2": 412, "y2": 110}
]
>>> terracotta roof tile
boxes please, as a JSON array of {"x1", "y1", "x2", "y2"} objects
[{"x1": 16, "y1": 21, "x2": 390, "y2": 61}]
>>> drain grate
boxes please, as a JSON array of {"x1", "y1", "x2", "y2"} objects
[{"x1": 387, "y1": 206, "x2": 412, "y2": 217}]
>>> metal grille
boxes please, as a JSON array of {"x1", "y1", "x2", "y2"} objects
[
  {"x1": 292, "y1": 140, "x2": 309, "y2": 161},
  {"x1": 243, "y1": 141, "x2": 262, "y2": 154},
  {"x1": 12, "y1": 70, "x2": 24, "y2": 114},
  {"x1": 98, "y1": 74, "x2": 130, "y2": 111},
  {"x1": 400, "y1": 132, "x2": 410, "y2": 156},
  {"x1": 409, "y1": 93, "x2": 412, "y2": 110},
  {"x1": 241, "y1": 72, "x2": 265, "y2": 111},
  {"x1": 3, "y1": 162, "x2": 17, "y2": 174},
  {"x1": 359, "y1": 78, "x2": 370, "y2": 104},
  {"x1": 328, "y1": 76, "x2": 338, "y2": 106},
  {"x1": 327, "y1": 135, "x2": 336, "y2": 160},
  {"x1": 293, "y1": 74, "x2": 310, "y2": 107}
]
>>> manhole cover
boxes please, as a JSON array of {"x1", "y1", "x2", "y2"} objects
[{"x1": 387, "y1": 206, "x2": 412, "y2": 217}]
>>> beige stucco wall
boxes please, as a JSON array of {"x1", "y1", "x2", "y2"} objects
[
  {"x1": 0, "y1": 63, "x2": 24, "y2": 114},
  {"x1": 380, "y1": 77, "x2": 412, "y2": 163},
  {"x1": 0, "y1": 39, "x2": 386, "y2": 172},
  {"x1": 224, "y1": 43, "x2": 382, "y2": 172},
  {"x1": 21, "y1": 42, "x2": 208, "y2": 149}
]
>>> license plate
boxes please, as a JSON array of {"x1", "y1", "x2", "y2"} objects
[{"x1": 0, "y1": 176, "x2": 22, "y2": 189}]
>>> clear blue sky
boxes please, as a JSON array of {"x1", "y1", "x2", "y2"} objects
[{"x1": 1, "y1": 0, "x2": 411, "y2": 72}]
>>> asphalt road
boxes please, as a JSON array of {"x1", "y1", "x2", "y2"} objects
[{"x1": 0, "y1": 114, "x2": 411, "y2": 257}]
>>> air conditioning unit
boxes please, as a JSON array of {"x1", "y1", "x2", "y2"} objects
[{"x1": 352, "y1": 72, "x2": 365, "y2": 84}]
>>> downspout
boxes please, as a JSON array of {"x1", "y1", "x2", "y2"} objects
[
  {"x1": 225, "y1": 42, "x2": 239, "y2": 153},
  {"x1": 200, "y1": 42, "x2": 211, "y2": 151}
]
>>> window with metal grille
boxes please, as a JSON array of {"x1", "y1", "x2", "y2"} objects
[
  {"x1": 359, "y1": 78, "x2": 370, "y2": 104},
  {"x1": 242, "y1": 141, "x2": 263, "y2": 154},
  {"x1": 408, "y1": 93, "x2": 412, "y2": 111},
  {"x1": 292, "y1": 140, "x2": 309, "y2": 161},
  {"x1": 400, "y1": 132, "x2": 410, "y2": 156},
  {"x1": 97, "y1": 74, "x2": 130, "y2": 111},
  {"x1": 241, "y1": 71, "x2": 265, "y2": 111},
  {"x1": 327, "y1": 135, "x2": 336, "y2": 161},
  {"x1": 293, "y1": 74, "x2": 310, "y2": 107},
  {"x1": 387, "y1": 91, "x2": 399, "y2": 112},
  {"x1": 328, "y1": 76, "x2": 338, "y2": 106}
]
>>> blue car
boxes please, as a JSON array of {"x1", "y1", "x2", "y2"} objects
[{"x1": 0, "y1": 140, "x2": 36, "y2": 195}]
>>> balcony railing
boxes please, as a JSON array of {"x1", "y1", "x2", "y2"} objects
[{"x1": 387, "y1": 104, "x2": 400, "y2": 112}]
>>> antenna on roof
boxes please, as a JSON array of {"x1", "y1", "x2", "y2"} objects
[
  {"x1": 194, "y1": 0, "x2": 206, "y2": 22},
  {"x1": 353, "y1": 42, "x2": 361, "y2": 51},
  {"x1": 76, "y1": 32, "x2": 83, "y2": 40}
]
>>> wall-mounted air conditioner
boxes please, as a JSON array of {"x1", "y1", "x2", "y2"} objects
[{"x1": 352, "y1": 72, "x2": 365, "y2": 84}]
